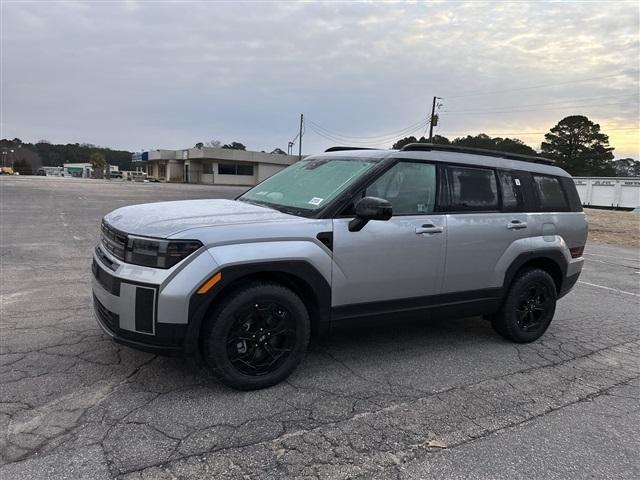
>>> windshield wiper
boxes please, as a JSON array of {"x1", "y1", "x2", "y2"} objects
[
  {"x1": 275, "y1": 206, "x2": 306, "y2": 216},
  {"x1": 238, "y1": 198, "x2": 279, "y2": 211},
  {"x1": 239, "y1": 197, "x2": 309, "y2": 217}
]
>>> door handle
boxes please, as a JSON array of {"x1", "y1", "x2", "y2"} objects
[
  {"x1": 415, "y1": 224, "x2": 444, "y2": 234},
  {"x1": 507, "y1": 220, "x2": 528, "y2": 230}
]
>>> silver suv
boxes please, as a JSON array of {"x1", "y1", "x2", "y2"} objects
[{"x1": 92, "y1": 144, "x2": 587, "y2": 390}]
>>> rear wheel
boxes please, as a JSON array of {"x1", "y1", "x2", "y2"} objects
[
  {"x1": 203, "y1": 282, "x2": 310, "y2": 390},
  {"x1": 492, "y1": 268, "x2": 557, "y2": 343}
]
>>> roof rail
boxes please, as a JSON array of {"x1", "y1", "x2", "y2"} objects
[
  {"x1": 399, "y1": 143, "x2": 555, "y2": 165},
  {"x1": 324, "y1": 146, "x2": 382, "y2": 153}
]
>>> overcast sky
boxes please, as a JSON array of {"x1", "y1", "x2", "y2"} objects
[{"x1": 2, "y1": 1, "x2": 638, "y2": 158}]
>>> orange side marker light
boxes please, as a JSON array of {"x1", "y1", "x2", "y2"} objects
[{"x1": 197, "y1": 272, "x2": 222, "y2": 294}]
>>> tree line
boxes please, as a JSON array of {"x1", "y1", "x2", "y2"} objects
[
  {"x1": 391, "y1": 115, "x2": 638, "y2": 177},
  {"x1": 0, "y1": 139, "x2": 133, "y2": 175},
  {"x1": 2, "y1": 115, "x2": 637, "y2": 177}
]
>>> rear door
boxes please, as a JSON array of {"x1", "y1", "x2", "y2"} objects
[
  {"x1": 441, "y1": 165, "x2": 532, "y2": 295},
  {"x1": 331, "y1": 161, "x2": 447, "y2": 310}
]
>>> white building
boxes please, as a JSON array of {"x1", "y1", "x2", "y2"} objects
[
  {"x1": 137, "y1": 147, "x2": 299, "y2": 186},
  {"x1": 573, "y1": 177, "x2": 640, "y2": 208}
]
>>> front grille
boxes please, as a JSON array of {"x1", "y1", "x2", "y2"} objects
[
  {"x1": 93, "y1": 294, "x2": 119, "y2": 332},
  {"x1": 101, "y1": 221, "x2": 128, "y2": 261}
]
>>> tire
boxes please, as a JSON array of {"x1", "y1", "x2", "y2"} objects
[
  {"x1": 203, "y1": 282, "x2": 310, "y2": 390},
  {"x1": 492, "y1": 268, "x2": 557, "y2": 343}
]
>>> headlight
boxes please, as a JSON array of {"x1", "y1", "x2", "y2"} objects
[{"x1": 126, "y1": 237, "x2": 202, "y2": 269}]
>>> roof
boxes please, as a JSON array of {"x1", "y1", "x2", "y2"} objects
[
  {"x1": 400, "y1": 143, "x2": 555, "y2": 165},
  {"x1": 309, "y1": 145, "x2": 569, "y2": 177}
]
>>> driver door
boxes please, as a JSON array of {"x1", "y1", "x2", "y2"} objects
[{"x1": 331, "y1": 161, "x2": 446, "y2": 315}]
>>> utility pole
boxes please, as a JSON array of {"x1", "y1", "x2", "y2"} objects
[
  {"x1": 298, "y1": 113, "x2": 304, "y2": 160},
  {"x1": 428, "y1": 96, "x2": 441, "y2": 142}
]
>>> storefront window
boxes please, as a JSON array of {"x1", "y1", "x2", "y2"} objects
[{"x1": 218, "y1": 163, "x2": 254, "y2": 176}]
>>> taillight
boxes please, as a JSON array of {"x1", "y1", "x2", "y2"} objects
[{"x1": 569, "y1": 246, "x2": 584, "y2": 258}]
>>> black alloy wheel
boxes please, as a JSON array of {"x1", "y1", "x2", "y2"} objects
[
  {"x1": 203, "y1": 282, "x2": 310, "y2": 390},
  {"x1": 492, "y1": 268, "x2": 557, "y2": 343},
  {"x1": 226, "y1": 301, "x2": 297, "y2": 376},
  {"x1": 514, "y1": 282, "x2": 553, "y2": 333}
]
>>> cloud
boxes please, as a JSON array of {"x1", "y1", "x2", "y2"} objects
[{"x1": 1, "y1": 1, "x2": 638, "y2": 157}]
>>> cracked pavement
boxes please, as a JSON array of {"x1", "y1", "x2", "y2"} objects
[{"x1": 1, "y1": 176, "x2": 639, "y2": 479}]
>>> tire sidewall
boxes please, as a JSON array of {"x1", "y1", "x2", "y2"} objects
[
  {"x1": 496, "y1": 269, "x2": 557, "y2": 343},
  {"x1": 204, "y1": 283, "x2": 310, "y2": 390}
]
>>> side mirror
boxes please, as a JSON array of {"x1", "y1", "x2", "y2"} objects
[{"x1": 348, "y1": 196, "x2": 393, "y2": 232}]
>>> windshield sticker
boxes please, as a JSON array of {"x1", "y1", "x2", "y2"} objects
[
  {"x1": 308, "y1": 197, "x2": 324, "y2": 206},
  {"x1": 514, "y1": 179, "x2": 521, "y2": 186}
]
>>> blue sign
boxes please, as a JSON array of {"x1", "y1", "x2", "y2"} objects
[{"x1": 132, "y1": 152, "x2": 149, "y2": 162}]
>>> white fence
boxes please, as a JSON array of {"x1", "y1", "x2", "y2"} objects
[{"x1": 573, "y1": 177, "x2": 640, "y2": 208}]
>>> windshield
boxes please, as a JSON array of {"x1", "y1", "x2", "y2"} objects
[{"x1": 239, "y1": 157, "x2": 378, "y2": 216}]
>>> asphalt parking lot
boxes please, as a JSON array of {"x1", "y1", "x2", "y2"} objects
[{"x1": 1, "y1": 176, "x2": 639, "y2": 480}]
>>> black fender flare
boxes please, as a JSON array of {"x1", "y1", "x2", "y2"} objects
[
  {"x1": 502, "y1": 249, "x2": 568, "y2": 297},
  {"x1": 184, "y1": 260, "x2": 331, "y2": 357}
]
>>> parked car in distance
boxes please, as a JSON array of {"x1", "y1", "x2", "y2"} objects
[{"x1": 92, "y1": 144, "x2": 587, "y2": 390}]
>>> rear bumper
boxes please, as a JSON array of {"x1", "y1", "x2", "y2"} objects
[
  {"x1": 559, "y1": 257, "x2": 584, "y2": 299},
  {"x1": 558, "y1": 272, "x2": 580, "y2": 299}
]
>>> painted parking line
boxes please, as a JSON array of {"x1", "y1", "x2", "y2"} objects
[
  {"x1": 578, "y1": 281, "x2": 640, "y2": 297},
  {"x1": 584, "y1": 258, "x2": 640, "y2": 270},
  {"x1": 584, "y1": 252, "x2": 640, "y2": 263}
]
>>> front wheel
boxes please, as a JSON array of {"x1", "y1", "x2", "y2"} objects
[
  {"x1": 203, "y1": 282, "x2": 310, "y2": 390},
  {"x1": 492, "y1": 268, "x2": 557, "y2": 343}
]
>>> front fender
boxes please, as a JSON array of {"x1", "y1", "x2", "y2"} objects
[
  {"x1": 184, "y1": 240, "x2": 333, "y2": 356},
  {"x1": 206, "y1": 240, "x2": 332, "y2": 283}
]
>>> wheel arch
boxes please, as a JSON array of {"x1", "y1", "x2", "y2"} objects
[
  {"x1": 184, "y1": 261, "x2": 331, "y2": 357},
  {"x1": 502, "y1": 250, "x2": 567, "y2": 297}
]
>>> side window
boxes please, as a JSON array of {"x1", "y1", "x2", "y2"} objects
[
  {"x1": 498, "y1": 170, "x2": 526, "y2": 212},
  {"x1": 446, "y1": 165, "x2": 499, "y2": 211},
  {"x1": 559, "y1": 177, "x2": 584, "y2": 212},
  {"x1": 532, "y1": 174, "x2": 569, "y2": 211},
  {"x1": 365, "y1": 162, "x2": 436, "y2": 215}
]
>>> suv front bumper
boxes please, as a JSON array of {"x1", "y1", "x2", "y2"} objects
[
  {"x1": 91, "y1": 244, "x2": 218, "y2": 356},
  {"x1": 92, "y1": 263, "x2": 187, "y2": 355}
]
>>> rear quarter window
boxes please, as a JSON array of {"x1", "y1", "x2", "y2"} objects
[
  {"x1": 559, "y1": 177, "x2": 584, "y2": 212},
  {"x1": 532, "y1": 174, "x2": 569, "y2": 212}
]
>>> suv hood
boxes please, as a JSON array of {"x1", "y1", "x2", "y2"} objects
[{"x1": 104, "y1": 199, "x2": 296, "y2": 238}]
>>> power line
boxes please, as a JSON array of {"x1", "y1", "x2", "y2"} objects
[
  {"x1": 441, "y1": 93, "x2": 638, "y2": 114},
  {"x1": 309, "y1": 121, "x2": 430, "y2": 144},
  {"x1": 308, "y1": 120, "x2": 431, "y2": 146},
  {"x1": 437, "y1": 127, "x2": 639, "y2": 137},
  {"x1": 308, "y1": 117, "x2": 429, "y2": 141},
  {"x1": 307, "y1": 126, "x2": 409, "y2": 146},
  {"x1": 443, "y1": 71, "x2": 640, "y2": 99},
  {"x1": 439, "y1": 100, "x2": 638, "y2": 116},
  {"x1": 307, "y1": 120, "x2": 430, "y2": 145}
]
